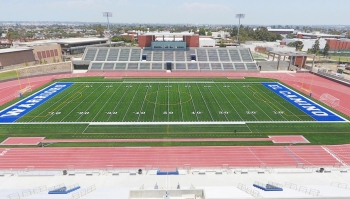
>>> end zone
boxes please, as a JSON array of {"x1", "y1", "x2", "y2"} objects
[{"x1": 262, "y1": 82, "x2": 347, "y2": 122}]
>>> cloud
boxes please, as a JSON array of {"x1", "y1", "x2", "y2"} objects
[{"x1": 181, "y1": 2, "x2": 231, "y2": 12}]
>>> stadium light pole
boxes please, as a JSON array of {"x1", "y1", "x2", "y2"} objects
[
  {"x1": 236, "y1": 14, "x2": 245, "y2": 47},
  {"x1": 103, "y1": 12, "x2": 113, "y2": 47}
]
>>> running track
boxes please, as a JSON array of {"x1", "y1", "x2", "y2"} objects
[
  {"x1": 1, "y1": 71, "x2": 350, "y2": 170},
  {"x1": 0, "y1": 146, "x2": 344, "y2": 170}
]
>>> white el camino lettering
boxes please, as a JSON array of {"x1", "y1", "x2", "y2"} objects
[
  {"x1": 302, "y1": 106, "x2": 320, "y2": 111},
  {"x1": 269, "y1": 85, "x2": 282, "y2": 90},
  {"x1": 280, "y1": 91, "x2": 291, "y2": 95},
  {"x1": 312, "y1": 112, "x2": 328, "y2": 116}
]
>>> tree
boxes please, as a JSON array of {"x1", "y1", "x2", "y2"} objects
[
  {"x1": 311, "y1": 39, "x2": 320, "y2": 55},
  {"x1": 219, "y1": 40, "x2": 226, "y2": 47},
  {"x1": 286, "y1": 33, "x2": 294, "y2": 39},
  {"x1": 323, "y1": 43, "x2": 330, "y2": 57},
  {"x1": 207, "y1": 31, "x2": 212, "y2": 36},
  {"x1": 217, "y1": 34, "x2": 221, "y2": 38},
  {"x1": 287, "y1": 41, "x2": 304, "y2": 51},
  {"x1": 198, "y1": 28, "x2": 206, "y2": 36}
]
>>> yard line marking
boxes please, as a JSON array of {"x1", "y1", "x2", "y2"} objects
[
  {"x1": 177, "y1": 83, "x2": 185, "y2": 122},
  {"x1": 186, "y1": 83, "x2": 199, "y2": 122},
  {"x1": 250, "y1": 84, "x2": 304, "y2": 121},
  {"x1": 57, "y1": 84, "x2": 104, "y2": 122},
  {"x1": 231, "y1": 83, "x2": 272, "y2": 121},
  {"x1": 122, "y1": 83, "x2": 141, "y2": 122},
  {"x1": 167, "y1": 81, "x2": 170, "y2": 122},
  {"x1": 247, "y1": 84, "x2": 289, "y2": 121},
  {"x1": 214, "y1": 83, "x2": 244, "y2": 121},
  {"x1": 107, "y1": 84, "x2": 131, "y2": 122},
  {"x1": 90, "y1": 83, "x2": 123, "y2": 122},
  {"x1": 26, "y1": 84, "x2": 83, "y2": 122},
  {"x1": 137, "y1": 84, "x2": 150, "y2": 122},
  {"x1": 195, "y1": 83, "x2": 214, "y2": 121},
  {"x1": 152, "y1": 83, "x2": 160, "y2": 122},
  {"x1": 74, "y1": 85, "x2": 111, "y2": 122},
  {"x1": 227, "y1": 83, "x2": 259, "y2": 121},
  {"x1": 206, "y1": 83, "x2": 229, "y2": 121}
]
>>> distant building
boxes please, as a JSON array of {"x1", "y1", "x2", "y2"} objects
[
  {"x1": 268, "y1": 29, "x2": 295, "y2": 34},
  {"x1": 327, "y1": 38, "x2": 350, "y2": 51},
  {"x1": 199, "y1": 37, "x2": 215, "y2": 47},
  {"x1": 0, "y1": 48, "x2": 36, "y2": 68},
  {"x1": 283, "y1": 38, "x2": 327, "y2": 51},
  {"x1": 14, "y1": 37, "x2": 109, "y2": 56},
  {"x1": 296, "y1": 32, "x2": 345, "y2": 39}
]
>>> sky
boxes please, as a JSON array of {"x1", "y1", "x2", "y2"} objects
[{"x1": 1, "y1": 0, "x2": 350, "y2": 25}]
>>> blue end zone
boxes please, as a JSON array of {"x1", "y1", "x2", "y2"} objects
[
  {"x1": 0, "y1": 82, "x2": 73, "y2": 123},
  {"x1": 261, "y1": 82, "x2": 346, "y2": 122}
]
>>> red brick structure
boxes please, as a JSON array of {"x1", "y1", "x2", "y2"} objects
[
  {"x1": 326, "y1": 39, "x2": 350, "y2": 50},
  {"x1": 184, "y1": 35, "x2": 199, "y2": 48},
  {"x1": 138, "y1": 35, "x2": 154, "y2": 48},
  {"x1": 293, "y1": 56, "x2": 307, "y2": 69},
  {"x1": 138, "y1": 34, "x2": 199, "y2": 48}
]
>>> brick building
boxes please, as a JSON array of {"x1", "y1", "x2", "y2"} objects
[{"x1": 138, "y1": 33, "x2": 200, "y2": 48}]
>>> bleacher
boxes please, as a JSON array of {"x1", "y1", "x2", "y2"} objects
[{"x1": 77, "y1": 47, "x2": 258, "y2": 72}]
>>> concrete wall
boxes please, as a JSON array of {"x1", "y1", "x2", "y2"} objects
[
  {"x1": 129, "y1": 189, "x2": 204, "y2": 199},
  {"x1": 0, "y1": 50, "x2": 36, "y2": 67},
  {"x1": 199, "y1": 38, "x2": 215, "y2": 47},
  {"x1": 16, "y1": 62, "x2": 71, "y2": 78}
]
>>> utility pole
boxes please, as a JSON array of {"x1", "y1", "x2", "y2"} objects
[
  {"x1": 103, "y1": 12, "x2": 113, "y2": 47},
  {"x1": 236, "y1": 14, "x2": 245, "y2": 47}
]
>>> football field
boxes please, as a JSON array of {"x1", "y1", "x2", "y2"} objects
[{"x1": 13, "y1": 81, "x2": 318, "y2": 123}]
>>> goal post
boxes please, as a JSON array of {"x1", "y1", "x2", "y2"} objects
[{"x1": 319, "y1": 93, "x2": 340, "y2": 108}]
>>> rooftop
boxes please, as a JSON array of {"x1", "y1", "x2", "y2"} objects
[
  {"x1": 0, "y1": 48, "x2": 32, "y2": 54},
  {"x1": 14, "y1": 37, "x2": 108, "y2": 46}
]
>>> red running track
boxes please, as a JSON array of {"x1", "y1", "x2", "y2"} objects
[
  {"x1": 0, "y1": 146, "x2": 340, "y2": 170},
  {"x1": 1, "y1": 72, "x2": 350, "y2": 116}
]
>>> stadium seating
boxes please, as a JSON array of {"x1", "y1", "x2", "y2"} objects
[{"x1": 81, "y1": 47, "x2": 259, "y2": 72}]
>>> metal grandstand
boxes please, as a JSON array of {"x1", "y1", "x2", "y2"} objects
[{"x1": 76, "y1": 47, "x2": 259, "y2": 71}]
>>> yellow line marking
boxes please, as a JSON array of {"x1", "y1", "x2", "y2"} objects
[
  {"x1": 23, "y1": 84, "x2": 87, "y2": 118},
  {"x1": 248, "y1": 84, "x2": 310, "y2": 117}
]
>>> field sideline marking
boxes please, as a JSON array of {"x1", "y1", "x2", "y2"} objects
[
  {"x1": 70, "y1": 82, "x2": 265, "y2": 84},
  {"x1": 4, "y1": 120, "x2": 348, "y2": 125}
]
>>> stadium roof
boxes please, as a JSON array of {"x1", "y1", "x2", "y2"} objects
[
  {"x1": 143, "y1": 32, "x2": 195, "y2": 36},
  {"x1": 268, "y1": 51, "x2": 314, "y2": 57},
  {"x1": 14, "y1": 37, "x2": 108, "y2": 47}
]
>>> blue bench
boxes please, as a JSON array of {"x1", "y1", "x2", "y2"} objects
[
  {"x1": 253, "y1": 183, "x2": 283, "y2": 191},
  {"x1": 48, "y1": 186, "x2": 80, "y2": 194},
  {"x1": 157, "y1": 170, "x2": 179, "y2": 175}
]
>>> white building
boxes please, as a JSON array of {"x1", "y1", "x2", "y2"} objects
[
  {"x1": 282, "y1": 38, "x2": 327, "y2": 52},
  {"x1": 199, "y1": 38, "x2": 215, "y2": 47}
]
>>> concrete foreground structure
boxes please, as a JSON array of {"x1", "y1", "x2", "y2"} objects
[{"x1": 1, "y1": 167, "x2": 350, "y2": 199}]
